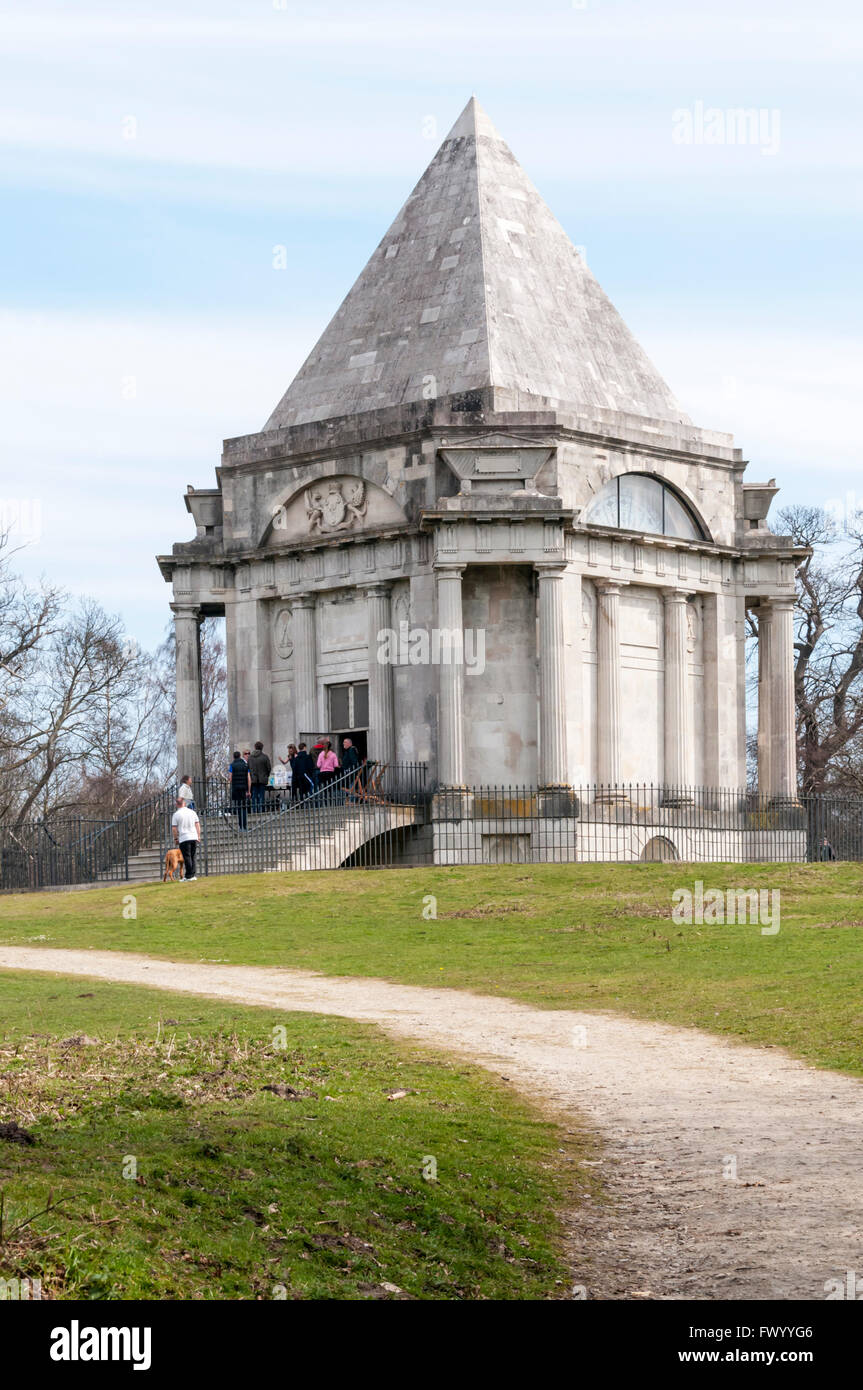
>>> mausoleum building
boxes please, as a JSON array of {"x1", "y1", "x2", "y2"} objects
[{"x1": 158, "y1": 99, "x2": 800, "y2": 804}]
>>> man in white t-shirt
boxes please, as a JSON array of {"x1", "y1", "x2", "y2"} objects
[
  {"x1": 177, "y1": 775, "x2": 195, "y2": 809},
  {"x1": 171, "y1": 798, "x2": 201, "y2": 882}
]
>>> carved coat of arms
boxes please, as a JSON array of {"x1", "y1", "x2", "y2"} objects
[{"x1": 306, "y1": 478, "x2": 367, "y2": 534}]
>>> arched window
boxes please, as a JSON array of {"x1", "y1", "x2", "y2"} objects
[
  {"x1": 582, "y1": 474, "x2": 706, "y2": 541},
  {"x1": 640, "y1": 835, "x2": 679, "y2": 862}
]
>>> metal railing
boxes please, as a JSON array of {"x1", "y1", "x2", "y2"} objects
[
  {"x1": 1, "y1": 779, "x2": 861, "y2": 890},
  {"x1": 432, "y1": 784, "x2": 838, "y2": 865},
  {"x1": 0, "y1": 790, "x2": 175, "y2": 891},
  {"x1": 193, "y1": 762, "x2": 430, "y2": 875}
]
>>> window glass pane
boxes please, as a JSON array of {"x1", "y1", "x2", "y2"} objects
[
  {"x1": 582, "y1": 480, "x2": 618, "y2": 526},
  {"x1": 584, "y1": 473, "x2": 705, "y2": 541},
  {"x1": 663, "y1": 489, "x2": 701, "y2": 539},
  {"x1": 328, "y1": 684, "x2": 350, "y2": 730},
  {"x1": 352, "y1": 682, "x2": 369, "y2": 728},
  {"x1": 618, "y1": 474, "x2": 664, "y2": 534}
]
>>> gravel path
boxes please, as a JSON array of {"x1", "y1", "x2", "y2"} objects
[{"x1": 1, "y1": 945, "x2": 860, "y2": 1300}]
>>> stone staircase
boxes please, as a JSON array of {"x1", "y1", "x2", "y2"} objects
[
  {"x1": 118, "y1": 843, "x2": 170, "y2": 883},
  {"x1": 199, "y1": 802, "x2": 419, "y2": 874},
  {"x1": 100, "y1": 800, "x2": 419, "y2": 881}
]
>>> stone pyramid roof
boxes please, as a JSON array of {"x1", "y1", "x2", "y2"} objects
[{"x1": 263, "y1": 98, "x2": 691, "y2": 431}]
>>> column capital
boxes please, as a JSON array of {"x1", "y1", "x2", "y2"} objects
[
  {"x1": 767, "y1": 594, "x2": 796, "y2": 613},
  {"x1": 661, "y1": 587, "x2": 696, "y2": 605},
  {"x1": 434, "y1": 561, "x2": 467, "y2": 576},
  {"x1": 290, "y1": 591, "x2": 317, "y2": 610},
  {"x1": 170, "y1": 602, "x2": 201, "y2": 619},
  {"x1": 594, "y1": 578, "x2": 627, "y2": 596},
  {"x1": 534, "y1": 560, "x2": 569, "y2": 578},
  {"x1": 359, "y1": 580, "x2": 393, "y2": 597}
]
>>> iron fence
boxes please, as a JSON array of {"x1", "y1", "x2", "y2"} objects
[
  {"x1": 192, "y1": 762, "x2": 430, "y2": 876},
  {"x1": 0, "y1": 792, "x2": 173, "y2": 892},
  {"x1": 1, "y1": 778, "x2": 861, "y2": 891},
  {"x1": 432, "y1": 784, "x2": 842, "y2": 866}
]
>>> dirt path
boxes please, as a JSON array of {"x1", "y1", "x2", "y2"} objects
[{"x1": 1, "y1": 945, "x2": 860, "y2": 1300}]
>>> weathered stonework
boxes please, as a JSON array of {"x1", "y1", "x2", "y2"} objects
[{"x1": 158, "y1": 98, "x2": 803, "y2": 806}]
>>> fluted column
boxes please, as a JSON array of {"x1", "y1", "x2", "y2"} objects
[
  {"x1": 595, "y1": 580, "x2": 624, "y2": 793},
  {"x1": 291, "y1": 593, "x2": 318, "y2": 736},
  {"x1": 756, "y1": 602, "x2": 773, "y2": 798},
  {"x1": 364, "y1": 581, "x2": 396, "y2": 768},
  {"x1": 662, "y1": 589, "x2": 693, "y2": 794},
  {"x1": 767, "y1": 596, "x2": 797, "y2": 801},
  {"x1": 535, "y1": 563, "x2": 570, "y2": 788},
  {"x1": 436, "y1": 563, "x2": 466, "y2": 788},
  {"x1": 172, "y1": 603, "x2": 205, "y2": 781}
]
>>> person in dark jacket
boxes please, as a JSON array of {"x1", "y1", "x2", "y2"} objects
[
  {"x1": 229, "y1": 750, "x2": 251, "y2": 830},
  {"x1": 818, "y1": 836, "x2": 837, "y2": 861},
  {"x1": 341, "y1": 738, "x2": 361, "y2": 773},
  {"x1": 292, "y1": 743, "x2": 316, "y2": 801},
  {"x1": 341, "y1": 738, "x2": 362, "y2": 801},
  {"x1": 280, "y1": 743, "x2": 299, "y2": 801},
  {"x1": 248, "y1": 741, "x2": 272, "y2": 811}
]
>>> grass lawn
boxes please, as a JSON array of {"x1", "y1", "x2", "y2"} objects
[
  {"x1": 1, "y1": 861, "x2": 862, "y2": 1074},
  {"x1": 0, "y1": 973, "x2": 594, "y2": 1300}
]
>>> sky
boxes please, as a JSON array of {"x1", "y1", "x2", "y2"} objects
[{"x1": 1, "y1": 0, "x2": 861, "y2": 651}]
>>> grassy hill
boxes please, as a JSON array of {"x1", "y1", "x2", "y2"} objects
[
  {"x1": 0, "y1": 974, "x2": 595, "y2": 1300},
  {"x1": 2, "y1": 861, "x2": 861, "y2": 1300},
  {"x1": 2, "y1": 860, "x2": 862, "y2": 1074}
]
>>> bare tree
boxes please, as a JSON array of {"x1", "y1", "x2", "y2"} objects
[
  {"x1": 152, "y1": 617, "x2": 228, "y2": 781},
  {"x1": 0, "y1": 533, "x2": 61, "y2": 732},
  {"x1": 2, "y1": 600, "x2": 162, "y2": 823},
  {"x1": 0, "y1": 532, "x2": 185, "y2": 823},
  {"x1": 776, "y1": 505, "x2": 863, "y2": 794}
]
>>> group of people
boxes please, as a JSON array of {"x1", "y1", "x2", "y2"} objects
[
  {"x1": 225, "y1": 737, "x2": 364, "y2": 829},
  {"x1": 281, "y1": 738, "x2": 362, "y2": 797},
  {"x1": 168, "y1": 738, "x2": 366, "y2": 867}
]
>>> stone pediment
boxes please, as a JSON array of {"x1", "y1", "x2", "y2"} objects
[{"x1": 265, "y1": 474, "x2": 406, "y2": 547}]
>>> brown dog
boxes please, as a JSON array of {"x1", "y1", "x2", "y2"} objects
[{"x1": 163, "y1": 848, "x2": 185, "y2": 882}]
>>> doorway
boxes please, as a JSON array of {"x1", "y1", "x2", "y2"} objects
[{"x1": 327, "y1": 681, "x2": 369, "y2": 762}]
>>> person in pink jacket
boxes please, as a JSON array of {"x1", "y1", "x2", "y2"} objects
[{"x1": 317, "y1": 740, "x2": 340, "y2": 800}]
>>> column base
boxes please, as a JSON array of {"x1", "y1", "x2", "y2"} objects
[
  {"x1": 432, "y1": 788, "x2": 474, "y2": 822},
  {"x1": 594, "y1": 787, "x2": 629, "y2": 806},
  {"x1": 766, "y1": 794, "x2": 804, "y2": 826},
  {"x1": 659, "y1": 790, "x2": 694, "y2": 808},
  {"x1": 537, "y1": 787, "x2": 579, "y2": 818}
]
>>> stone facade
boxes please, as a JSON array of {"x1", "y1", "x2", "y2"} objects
[{"x1": 158, "y1": 100, "x2": 802, "y2": 803}]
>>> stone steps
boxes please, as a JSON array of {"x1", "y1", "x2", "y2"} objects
[{"x1": 95, "y1": 803, "x2": 418, "y2": 881}]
